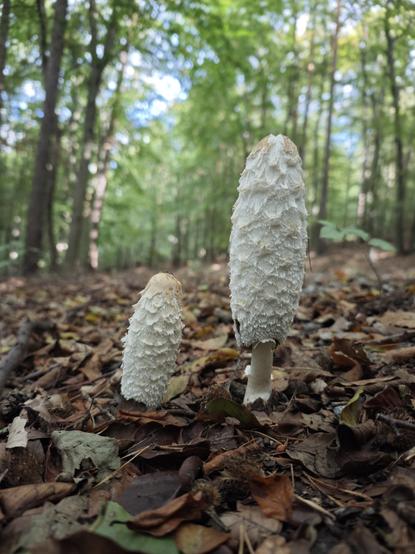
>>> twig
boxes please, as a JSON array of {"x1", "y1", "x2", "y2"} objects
[
  {"x1": 244, "y1": 526, "x2": 255, "y2": 554},
  {"x1": 0, "y1": 319, "x2": 56, "y2": 391},
  {"x1": 295, "y1": 494, "x2": 336, "y2": 521},
  {"x1": 377, "y1": 413, "x2": 415, "y2": 432},
  {"x1": 238, "y1": 524, "x2": 244, "y2": 554},
  {"x1": 93, "y1": 445, "x2": 151, "y2": 488}
]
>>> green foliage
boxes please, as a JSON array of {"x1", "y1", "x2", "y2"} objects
[
  {"x1": 91, "y1": 501, "x2": 179, "y2": 554},
  {"x1": 319, "y1": 221, "x2": 396, "y2": 253},
  {"x1": 0, "y1": 0, "x2": 413, "y2": 272}
]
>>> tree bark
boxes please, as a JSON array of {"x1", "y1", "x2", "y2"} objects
[
  {"x1": 283, "y1": 2, "x2": 299, "y2": 141},
  {"x1": 316, "y1": 0, "x2": 341, "y2": 254},
  {"x1": 299, "y1": 11, "x2": 316, "y2": 165},
  {"x1": 357, "y1": 31, "x2": 371, "y2": 228},
  {"x1": 384, "y1": 2, "x2": 406, "y2": 254},
  {"x1": 65, "y1": 0, "x2": 117, "y2": 269},
  {"x1": 88, "y1": 49, "x2": 127, "y2": 270},
  {"x1": 0, "y1": 0, "x2": 11, "y2": 132},
  {"x1": 23, "y1": 0, "x2": 68, "y2": 275}
]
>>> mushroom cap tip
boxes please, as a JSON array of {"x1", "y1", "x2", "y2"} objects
[
  {"x1": 145, "y1": 272, "x2": 182, "y2": 297},
  {"x1": 251, "y1": 133, "x2": 299, "y2": 159}
]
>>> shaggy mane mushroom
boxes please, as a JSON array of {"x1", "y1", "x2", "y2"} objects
[
  {"x1": 229, "y1": 134, "x2": 307, "y2": 405},
  {"x1": 121, "y1": 272, "x2": 183, "y2": 408}
]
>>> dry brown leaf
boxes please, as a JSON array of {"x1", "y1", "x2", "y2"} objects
[
  {"x1": 249, "y1": 474, "x2": 294, "y2": 521},
  {"x1": 163, "y1": 375, "x2": 190, "y2": 402},
  {"x1": 192, "y1": 334, "x2": 228, "y2": 351},
  {"x1": 186, "y1": 348, "x2": 239, "y2": 373},
  {"x1": 0, "y1": 482, "x2": 74, "y2": 517},
  {"x1": 384, "y1": 346, "x2": 415, "y2": 363},
  {"x1": 129, "y1": 491, "x2": 208, "y2": 536},
  {"x1": 377, "y1": 310, "x2": 415, "y2": 329},
  {"x1": 174, "y1": 523, "x2": 229, "y2": 554},
  {"x1": 221, "y1": 504, "x2": 282, "y2": 547},
  {"x1": 204, "y1": 441, "x2": 260, "y2": 474}
]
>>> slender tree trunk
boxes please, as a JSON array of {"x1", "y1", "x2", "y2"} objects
[
  {"x1": 357, "y1": 32, "x2": 371, "y2": 228},
  {"x1": 283, "y1": 3, "x2": 299, "y2": 141},
  {"x1": 316, "y1": 0, "x2": 341, "y2": 254},
  {"x1": 88, "y1": 49, "x2": 127, "y2": 270},
  {"x1": 65, "y1": 0, "x2": 117, "y2": 268},
  {"x1": 0, "y1": 0, "x2": 10, "y2": 131},
  {"x1": 36, "y1": 0, "x2": 60, "y2": 270},
  {"x1": 299, "y1": 11, "x2": 316, "y2": 165},
  {"x1": 46, "y1": 118, "x2": 60, "y2": 270},
  {"x1": 384, "y1": 3, "x2": 406, "y2": 254},
  {"x1": 23, "y1": 0, "x2": 68, "y2": 274}
]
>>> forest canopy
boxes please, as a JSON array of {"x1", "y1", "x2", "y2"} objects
[{"x1": 0, "y1": 0, "x2": 414, "y2": 275}]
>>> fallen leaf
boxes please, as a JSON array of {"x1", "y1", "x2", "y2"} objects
[
  {"x1": 163, "y1": 375, "x2": 190, "y2": 402},
  {"x1": 192, "y1": 334, "x2": 228, "y2": 350},
  {"x1": 129, "y1": 491, "x2": 208, "y2": 536},
  {"x1": 339, "y1": 387, "x2": 364, "y2": 427},
  {"x1": 286, "y1": 433, "x2": 338, "y2": 478},
  {"x1": 0, "y1": 482, "x2": 74, "y2": 517},
  {"x1": 174, "y1": 523, "x2": 229, "y2": 554},
  {"x1": 6, "y1": 415, "x2": 28, "y2": 449},
  {"x1": 377, "y1": 310, "x2": 415, "y2": 329},
  {"x1": 221, "y1": 503, "x2": 282, "y2": 547},
  {"x1": 185, "y1": 348, "x2": 239, "y2": 373},
  {"x1": 91, "y1": 501, "x2": 179, "y2": 554},
  {"x1": 249, "y1": 474, "x2": 294, "y2": 521},
  {"x1": 204, "y1": 398, "x2": 261, "y2": 428},
  {"x1": 204, "y1": 441, "x2": 260, "y2": 474},
  {"x1": 52, "y1": 430, "x2": 120, "y2": 481}
]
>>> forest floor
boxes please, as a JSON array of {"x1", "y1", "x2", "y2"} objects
[{"x1": 0, "y1": 246, "x2": 415, "y2": 554}]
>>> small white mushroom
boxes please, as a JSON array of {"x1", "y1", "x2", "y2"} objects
[
  {"x1": 121, "y1": 273, "x2": 183, "y2": 408},
  {"x1": 229, "y1": 134, "x2": 307, "y2": 405}
]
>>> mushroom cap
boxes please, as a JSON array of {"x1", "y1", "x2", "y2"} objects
[
  {"x1": 142, "y1": 272, "x2": 182, "y2": 299},
  {"x1": 121, "y1": 272, "x2": 183, "y2": 408},
  {"x1": 229, "y1": 134, "x2": 307, "y2": 348}
]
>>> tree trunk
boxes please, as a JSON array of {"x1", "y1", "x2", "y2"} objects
[
  {"x1": 88, "y1": 51, "x2": 126, "y2": 269},
  {"x1": 384, "y1": 2, "x2": 406, "y2": 254},
  {"x1": 299, "y1": 11, "x2": 316, "y2": 165},
  {"x1": 23, "y1": 0, "x2": 68, "y2": 274},
  {"x1": 316, "y1": 0, "x2": 341, "y2": 254},
  {"x1": 0, "y1": 0, "x2": 10, "y2": 131},
  {"x1": 357, "y1": 32, "x2": 371, "y2": 228},
  {"x1": 283, "y1": 3, "x2": 299, "y2": 141},
  {"x1": 65, "y1": 0, "x2": 117, "y2": 269},
  {"x1": 46, "y1": 117, "x2": 60, "y2": 270}
]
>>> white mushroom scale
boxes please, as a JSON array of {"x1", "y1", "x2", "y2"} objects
[
  {"x1": 121, "y1": 272, "x2": 183, "y2": 408},
  {"x1": 229, "y1": 134, "x2": 307, "y2": 404}
]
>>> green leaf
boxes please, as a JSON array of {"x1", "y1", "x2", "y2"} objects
[
  {"x1": 205, "y1": 398, "x2": 261, "y2": 428},
  {"x1": 91, "y1": 501, "x2": 179, "y2": 554},
  {"x1": 339, "y1": 387, "x2": 364, "y2": 427},
  {"x1": 320, "y1": 226, "x2": 344, "y2": 241},
  {"x1": 342, "y1": 227, "x2": 370, "y2": 241},
  {"x1": 368, "y1": 238, "x2": 396, "y2": 252}
]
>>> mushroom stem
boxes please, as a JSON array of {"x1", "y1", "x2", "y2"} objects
[{"x1": 243, "y1": 341, "x2": 274, "y2": 405}]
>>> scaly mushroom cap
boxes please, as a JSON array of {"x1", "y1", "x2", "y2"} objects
[
  {"x1": 229, "y1": 134, "x2": 307, "y2": 348},
  {"x1": 121, "y1": 273, "x2": 183, "y2": 408}
]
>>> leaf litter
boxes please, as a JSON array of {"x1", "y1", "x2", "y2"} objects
[{"x1": 0, "y1": 252, "x2": 414, "y2": 552}]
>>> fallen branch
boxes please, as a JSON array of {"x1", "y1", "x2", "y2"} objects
[
  {"x1": 0, "y1": 319, "x2": 56, "y2": 391},
  {"x1": 377, "y1": 413, "x2": 415, "y2": 433}
]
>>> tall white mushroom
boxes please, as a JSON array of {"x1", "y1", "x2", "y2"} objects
[
  {"x1": 229, "y1": 134, "x2": 307, "y2": 405},
  {"x1": 121, "y1": 273, "x2": 183, "y2": 408}
]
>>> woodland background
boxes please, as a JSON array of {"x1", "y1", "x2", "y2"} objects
[{"x1": 0, "y1": 0, "x2": 414, "y2": 275}]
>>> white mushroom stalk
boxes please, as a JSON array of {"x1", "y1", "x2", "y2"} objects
[
  {"x1": 229, "y1": 134, "x2": 307, "y2": 404},
  {"x1": 121, "y1": 273, "x2": 183, "y2": 408}
]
